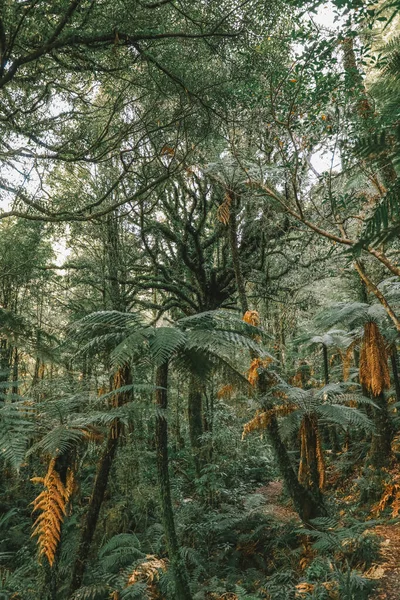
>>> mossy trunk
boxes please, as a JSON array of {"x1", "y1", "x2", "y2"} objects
[
  {"x1": 228, "y1": 194, "x2": 249, "y2": 314},
  {"x1": 69, "y1": 426, "x2": 119, "y2": 596},
  {"x1": 299, "y1": 415, "x2": 323, "y2": 501},
  {"x1": 188, "y1": 375, "x2": 204, "y2": 478},
  {"x1": 68, "y1": 365, "x2": 131, "y2": 597},
  {"x1": 390, "y1": 345, "x2": 400, "y2": 404},
  {"x1": 155, "y1": 363, "x2": 193, "y2": 600},
  {"x1": 370, "y1": 392, "x2": 393, "y2": 468},
  {"x1": 266, "y1": 413, "x2": 324, "y2": 522}
]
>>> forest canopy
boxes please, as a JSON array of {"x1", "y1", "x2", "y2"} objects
[{"x1": 0, "y1": 0, "x2": 400, "y2": 599}]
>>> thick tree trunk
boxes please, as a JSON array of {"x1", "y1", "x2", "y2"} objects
[
  {"x1": 188, "y1": 375, "x2": 204, "y2": 478},
  {"x1": 155, "y1": 363, "x2": 192, "y2": 600},
  {"x1": 267, "y1": 412, "x2": 324, "y2": 522},
  {"x1": 370, "y1": 392, "x2": 393, "y2": 468}
]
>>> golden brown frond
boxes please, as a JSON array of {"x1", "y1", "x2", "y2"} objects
[
  {"x1": 127, "y1": 555, "x2": 167, "y2": 599},
  {"x1": 243, "y1": 310, "x2": 260, "y2": 327},
  {"x1": 98, "y1": 384, "x2": 108, "y2": 397},
  {"x1": 217, "y1": 384, "x2": 234, "y2": 399},
  {"x1": 247, "y1": 357, "x2": 272, "y2": 386},
  {"x1": 242, "y1": 405, "x2": 295, "y2": 440},
  {"x1": 31, "y1": 460, "x2": 74, "y2": 567},
  {"x1": 316, "y1": 427, "x2": 326, "y2": 490},
  {"x1": 372, "y1": 469, "x2": 400, "y2": 518},
  {"x1": 360, "y1": 321, "x2": 390, "y2": 396},
  {"x1": 342, "y1": 339, "x2": 358, "y2": 381},
  {"x1": 242, "y1": 410, "x2": 272, "y2": 439},
  {"x1": 217, "y1": 192, "x2": 231, "y2": 225},
  {"x1": 298, "y1": 414, "x2": 325, "y2": 491}
]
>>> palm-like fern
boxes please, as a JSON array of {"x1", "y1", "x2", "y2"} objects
[{"x1": 244, "y1": 380, "x2": 375, "y2": 494}]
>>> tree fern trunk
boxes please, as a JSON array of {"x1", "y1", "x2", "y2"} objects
[
  {"x1": 68, "y1": 365, "x2": 131, "y2": 597},
  {"x1": 155, "y1": 362, "x2": 193, "y2": 600},
  {"x1": 68, "y1": 423, "x2": 120, "y2": 596},
  {"x1": 370, "y1": 392, "x2": 393, "y2": 468},
  {"x1": 391, "y1": 345, "x2": 400, "y2": 404},
  {"x1": 259, "y1": 374, "x2": 324, "y2": 522},
  {"x1": 188, "y1": 375, "x2": 204, "y2": 478}
]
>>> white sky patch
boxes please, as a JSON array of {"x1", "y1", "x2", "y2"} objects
[{"x1": 52, "y1": 227, "x2": 72, "y2": 267}]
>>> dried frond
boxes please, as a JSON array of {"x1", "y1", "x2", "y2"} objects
[
  {"x1": 298, "y1": 414, "x2": 325, "y2": 491},
  {"x1": 242, "y1": 404, "x2": 295, "y2": 439},
  {"x1": 243, "y1": 310, "x2": 260, "y2": 327},
  {"x1": 217, "y1": 192, "x2": 231, "y2": 225},
  {"x1": 247, "y1": 357, "x2": 272, "y2": 386},
  {"x1": 31, "y1": 460, "x2": 74, "y2": 566},
  {"x1": 217, "y1": 384, "x2": 234, "y2": 399},
  {"x1": 127, "y1": 555, "x2": 167, "y2": 599},
  {"x1": 161, "y1": 145, "x2": 175, "y2": 156},
  {"x1": 98, "y1": 385, "x2": 108, "y2": 396},
  {"x1": 342, "y1": 339, "x2": 358, "y2": 381},
  {"x1": 372, "y1": 470, "x2": 400, "y2": 517},
  {"x1": 359, "y1": 321, "x2": 390, "y2": 396},
  {"x1": 316, "y1": 427, "x2": 326, "y2": 490},
  {"x1": 242, "y1": 410, "x2": 272, "y2": 439},
  {"x1": 295, "y1": 582, "x2": 315, "y2": 597}
]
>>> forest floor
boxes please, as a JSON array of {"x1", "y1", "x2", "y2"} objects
[
  {"x1": 370, "y1": 521, "x2": 400, "y2": 600},
  {"x1": 257, "y1": 480, "x2": 400, "y2": 599},
  {"x1": 256, "y1": 480, "x2": 299, "y2": 522}
]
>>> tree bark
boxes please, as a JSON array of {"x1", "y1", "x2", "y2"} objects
[
  {"x1": 68, "y1": 364, "x2": 131, "y2": 597},
  {"x1": 391, "y1": 345, "x2": 400, "y2": 404},
  {"x1": 267, "y1": 410, "x2": 324, "y2": 522},
  {"x1": 370, "y1": 392, "x2": 393, "y2": 468},
  {"x1": 187, "y1": 375, "x2": 204, "y2": 478},
  {"x1": 155, "y1": 362, "x2": 193, "y2": 600},
  {"x1": 227, "y1": 192, "x2": 249, "y2": 314}
]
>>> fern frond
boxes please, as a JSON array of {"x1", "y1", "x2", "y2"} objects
[
  {"x1": 31, "y1": 459, "x2": 74, "y2": 567},
  {"x1": 99, "y1": 533, "x2": 143, "y2": 573},
  {"x1": 0, "y1": 401, "x2": 35, "y2": 470}
]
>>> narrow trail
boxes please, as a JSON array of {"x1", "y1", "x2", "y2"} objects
[
  {"x1": 370, "y1": 522, "x2": 400, "y2": 600},
  {"x1": 256, "y1": 480, "x2": 300, "y2": 522}
]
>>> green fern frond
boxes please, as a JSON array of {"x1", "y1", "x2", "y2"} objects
[
  {"x1": 99, "y1": 534, "x2": 143, "y2": 573},
  {"x1": 0, "y1": 401, "x2": 35, "y2": 470}
]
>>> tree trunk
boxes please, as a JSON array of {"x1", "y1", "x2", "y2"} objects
[
  {"x1": 267, "y1": 412, "x2": 324, "y2": 522},
  {"x1": 12, "y1": 346, "x2": 18, "y2": 398},
  {"x1": 188, "y1": 375, "x2": 204, "y2": 478},
  {"x1": 370, "y1": 392, "x2": 393, "y2": 468},
  {"x1": 227, "y1": 193, "x2": 249, "y2": 314},
  {"x1": 391, "y1": 345, "x2": 400, "y2": 404},
  {"x1": 68, "y1": 365, "x2": 131, "y2": 597},
  {"x1": 155, "y1": 362, "x2": 192, "y2": 600},
  {"x1": 322, "y1": 344, "x2": 329, "y2": 385}
]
